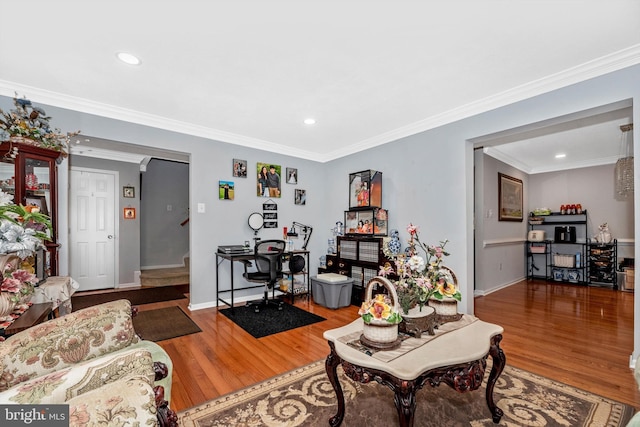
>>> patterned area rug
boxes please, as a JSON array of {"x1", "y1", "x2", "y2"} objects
[{"x1": 178, "y1": 359, "x2": 636, "y2": 426}]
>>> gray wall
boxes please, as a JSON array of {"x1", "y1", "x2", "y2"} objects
[{"x1": 140, "y1": 159, "x2": 189, "y2": 268}]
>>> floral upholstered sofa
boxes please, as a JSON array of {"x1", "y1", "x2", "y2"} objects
[{"x1": 0, "y1": 299, "x2": 177, "y2": 426}]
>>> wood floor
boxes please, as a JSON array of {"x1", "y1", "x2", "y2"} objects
[{"x1": 133, "y1": 280, "x2": 640, "y2": 413}]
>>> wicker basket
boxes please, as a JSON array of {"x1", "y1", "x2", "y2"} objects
[{"x1": 361, "y1": 277, "x2": 401, "y2": 348}]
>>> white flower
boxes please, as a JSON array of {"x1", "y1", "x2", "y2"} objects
[
  {"x1": 0, "y1": 191, "x2": 14, "y2": 207},
  {"x1": 0, "y1": 220, "x2": 43, "y2": 258},
  {"x1": 407, "y1": 255, "x2": 425, "y2": 273}
]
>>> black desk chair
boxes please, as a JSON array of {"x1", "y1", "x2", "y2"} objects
[{"x1": 243, "y1": 239, "x2": 286, "y2": 312}]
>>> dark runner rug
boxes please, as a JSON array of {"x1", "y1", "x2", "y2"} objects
[
  {"x1": 71, "y1": 285, "x2": 188, "y2": 311},
  {"x1": 219, "y1": 303, "x2": 326, "y2": 338},
  {"x1": 178, "y1": 359, "x2": 636, "y2": 426},
  {"x1": 133, "y1": 306, "x2": 201, "y2": 342}
]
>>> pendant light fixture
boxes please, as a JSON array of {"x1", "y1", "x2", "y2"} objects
[{"x1": 615, "y1": 123, "x2": 634, "y2": 199}]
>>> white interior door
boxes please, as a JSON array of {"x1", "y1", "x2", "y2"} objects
[{"x1": 70, "y1": 168, "x2": 117, "y2": 291}]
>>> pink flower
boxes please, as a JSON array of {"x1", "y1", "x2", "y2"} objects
[
  {"x1": 406, "y1": 223, "x2": 418, "y2": 235},
  {"x1": 11, "y1": 269, "x2": 37, "y2": 284},
  {"x1": 0, "y1": 277, "x2": 21, "y2": 293}
]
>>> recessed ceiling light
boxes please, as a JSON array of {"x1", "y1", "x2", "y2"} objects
[
  {"x1": 555, "y1": 153, "x2": 566, "y2": 159},
  {"x1": 303, "y1": 118, "x2": 316, "y2": 125},
  {"x1": 117, "y1": 52, "x2": 141, "y2": 65}
]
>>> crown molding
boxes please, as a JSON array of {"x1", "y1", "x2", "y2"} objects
[{"x1": 2, "y1": 44, "x2": 640, "y2": 163}]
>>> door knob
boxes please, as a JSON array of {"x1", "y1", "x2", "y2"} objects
[{"x1": 108, "y1": 235, "x2": 113, "y2": 239}]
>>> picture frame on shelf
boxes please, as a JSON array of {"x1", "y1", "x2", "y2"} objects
[{"x1": 498, "y1": 172, "x2": 523, "y2": 222}]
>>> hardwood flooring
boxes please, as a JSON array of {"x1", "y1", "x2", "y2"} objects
[{"x1": 131, "y1": 280, "x2": 640, "y2": 412}]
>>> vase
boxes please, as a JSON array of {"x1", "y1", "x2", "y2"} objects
[
  {"x1": 429, "y1": 297, "x2": 463, "y2": 324},
  {"x1": 399, "y1": 305, "x2": 436, "y2": 338},
  {"x1": 360, "y1": 276, "x2": 401, "y2": 350},
  {"x1": 0, "y1": 292, "x2": 16, "y2": 317}
]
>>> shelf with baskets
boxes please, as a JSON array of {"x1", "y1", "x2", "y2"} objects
[
  {"x1": 587, "y1": 239, "x2": 617, "y2": 289},
  {"x1": 526, "y1": 211, "x2": 588, "y2": 285}
]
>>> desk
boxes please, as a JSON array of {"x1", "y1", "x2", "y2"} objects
[
  {"x1": 216, "y1": 250, "x2": 310, "y2": 313},
  {"x1": 323, "y1": 316, "x2": 505, "y2": 426}
]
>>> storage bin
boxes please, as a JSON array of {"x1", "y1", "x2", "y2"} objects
[
  {"x1": 554, "y1": 253, "x2": 575, "y2": 268},
  {"x1": 312, "y1": 273, "x2": 354, "y2": 309}
]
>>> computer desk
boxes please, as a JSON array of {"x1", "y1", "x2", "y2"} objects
[{"x1": 215, "y1": 250, "x2": 310, "y2": 314}]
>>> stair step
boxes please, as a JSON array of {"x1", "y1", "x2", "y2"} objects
[{"x1": 140, "y1": 266, "x2": 189, "y2": 287}]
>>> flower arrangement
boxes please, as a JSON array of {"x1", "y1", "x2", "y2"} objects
[
  {"x1": 380, "y1": 223, "x2": 461, "y2": 314},
  {"x1": 0, "y1": 191, "x2": 52, "y2": 258},
  {"x1": 0, "y1": 93, "x2": 79, "y2": 155},
  {"x1": 0, "y1": 261, "x2": 37, "y2": 304},
  {"x1": 358, "y1": 294, "x2": 403, "y2": 325}
]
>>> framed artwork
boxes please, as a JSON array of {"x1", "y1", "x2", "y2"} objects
[
  {"x1": 295, "y1": 189, "x2": 306, "y2": 205},
  {"x1": 123, "y1": 186, "x2": 135, "y2": 198},
  {"x1": 25, "y1": 196, "x2": 48, "y2": 215},
  {"x1": 233, "y1": 159, "x2": 247, "y2": 178},
  {"x1": 286, "y1": 167, "x2": 298, "y2": 184},
  {"x1": 219, "y1": 181, "x2": 234, "y2": 200},
  {"x1": 124, "y1": 207, "x2": 136, "y2": 219},
  {"x1": 256, "y1": 163, "x2": 281, "y2": 198},
  {"x1": 498, "y1": 173, "x2": 523, "y2": 221}
]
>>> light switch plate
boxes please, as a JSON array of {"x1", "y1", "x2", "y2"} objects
[{"x1": 197, "y1": 203, "x2": 205, "y2": 213}]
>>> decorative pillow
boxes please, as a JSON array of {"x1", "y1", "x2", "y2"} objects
[
  {"x1": 0, "y1": 348, "x2": 154, "y2": 404},
  {"x1": 0, "y1": 299, "x2": 140, "y2": 391},
  {"x1": 66, "y1": 376, "x2": 157, "y2": 427}
]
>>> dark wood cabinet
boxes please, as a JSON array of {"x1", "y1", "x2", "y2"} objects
[{"x1": 0, "y1": 142, "x2": 62, "y2": 275}]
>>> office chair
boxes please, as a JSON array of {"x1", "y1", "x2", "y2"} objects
[{"x1": 243, "y1": 239, "x2": 286, "y2": 312}]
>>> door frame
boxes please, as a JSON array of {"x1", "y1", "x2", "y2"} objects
[{"x1": 69, "y1": 166, "x2": 120, "y2": 289}]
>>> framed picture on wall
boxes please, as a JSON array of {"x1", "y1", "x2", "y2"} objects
[
  {"x1": 123, "y1": 186, "x2": 135, "y2": 198},
  {"x1": 233, "y1": 159, "x2": 247, "y2": 178},
  {"x1": 498, "y1": 173, "x2": 523, "y2": 221},
  {"x1": 124, "y1": 207, "x2": 136, "y2": 219},
  {"x1": 219, "y1": 181, "x2": 234, "y2": 200},
  {"x1": 286, "y1": 167, "x2": 298, "y2": 184}
]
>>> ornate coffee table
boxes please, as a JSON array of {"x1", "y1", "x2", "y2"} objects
[{"x1": 323, "y1": 316, "x2": 505, "y2": 427}]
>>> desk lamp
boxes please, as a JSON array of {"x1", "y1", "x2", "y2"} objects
[{"x1": 287, "y1": 221, "x2": 313, "y2": 250}]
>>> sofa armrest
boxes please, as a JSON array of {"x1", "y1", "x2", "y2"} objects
[{"x1": 0, "y1": 299, "x2": 140, "y2": 392}]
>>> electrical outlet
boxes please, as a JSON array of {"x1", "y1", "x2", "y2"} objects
[{"x1": 167, "y1": 204, "x2": 173, "y2": 211}]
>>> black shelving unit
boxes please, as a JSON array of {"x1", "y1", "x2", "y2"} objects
[
  {"x1": 587, "y1": 238, "x2": 618, "y2": 289},
  {"x1": 526, "y1": 211, "x2": 588, "y2": 285}
]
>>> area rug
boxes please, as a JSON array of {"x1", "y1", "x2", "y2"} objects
[
  {"x1": 219, "y1": 303, "x2": 326, "y2": 338},
  {"x1": 71, "y1": 285, "x2": 188, "y2": 310},
  {"x1": 178, "y1": 359, "x2": 636, "y2": 427},
  {"x1": 133, "y1": 306, "x2": 201, "y2": 342}
]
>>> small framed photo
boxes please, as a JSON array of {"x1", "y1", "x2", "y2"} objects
[
  {"x1": 233, "y1": 159, "x2": 247, "y2": 178},
  {"x1": 25, "y1": 196, "x2": 48, "y2": 215},
  {"x1": 295, "y1": 189, "x2": 306, "y2": 205},
  {"x1": 124, "y1": 207, "x2": 136, "y2": 219},
  {"x1": 286, "y1": 167, "x2": 298, "y2": 184},
  {"x1": 219, "y1": 181, "x2": 235, "y2": 200},
  {"x1": 123, "y1": 186, "x2": 135, "y2": 198}
]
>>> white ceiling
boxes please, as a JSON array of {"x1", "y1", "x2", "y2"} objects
[{"x1": 1, "y1": 1, "x2": 639, "y2": 168}]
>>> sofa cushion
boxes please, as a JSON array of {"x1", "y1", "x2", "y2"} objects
[
  {"x1": 0, "y1": 299, "x2": 140, "y2": 392},
  {"x1": 0, "y1": 347, "x2": 155, "y2": 404},
  {"x1": 67, "y1": 376, "x2": 157, "y2": 427},
  {"x1": 130, "y1": 340, "x2": 174, "y2": 404}
]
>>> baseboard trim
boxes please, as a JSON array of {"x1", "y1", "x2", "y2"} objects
[
  {"x1": 141, "y1": 263, "x2": 185, "y2": 270},
  {"x1": 116, "y1": 283, "x2": 141, "y2": 289},
  {"x1": 474, "y1": 278, "x2": 523, "y2": 297}
]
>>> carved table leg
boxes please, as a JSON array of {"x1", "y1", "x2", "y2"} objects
[
  {"x1": 393, "y1": 381, "x2": 417, "y2": 427},
  {"x1": 326, "y1": 342, "x2": 345, "y2": 427},
  {"x1": 486, "y1": 334, "x2": 505, "y2": 423}
]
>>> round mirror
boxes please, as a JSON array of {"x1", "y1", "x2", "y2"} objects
[{"x1": 248, "y1": 212, "x2": 264, "y2": 233}]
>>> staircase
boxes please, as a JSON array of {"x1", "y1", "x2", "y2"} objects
[{"x1": 140, "y1": 257, "x2": 190, "y2": 287}]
